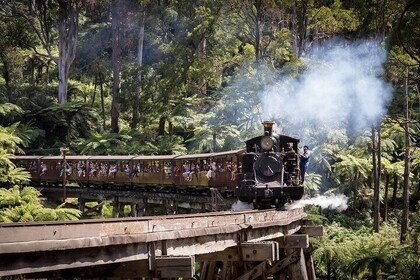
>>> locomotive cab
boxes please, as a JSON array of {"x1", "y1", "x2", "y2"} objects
[{"x1": 235, "y1": 121, "x2": 304, "y2": 208}]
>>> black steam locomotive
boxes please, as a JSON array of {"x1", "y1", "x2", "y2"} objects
[{"x1": 235, "y1": 121, "x2": 304, "y2": 208}]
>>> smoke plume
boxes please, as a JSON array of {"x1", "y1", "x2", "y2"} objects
[
  {"x1": 231, "y1": 200, "x2": 254, "y2": 211},
  {"x1": 261, "y1": 40, "x2": 392, "y2": 136},
  {"x1": 286, "y1": 194, "x2": 348, "y2": 212}
]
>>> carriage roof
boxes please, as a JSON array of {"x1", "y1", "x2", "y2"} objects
[
  {"x1": 133, "y1": 155, "x2": 177, "y2": 160},
  {"x1": 13, "y1": 155, "x2": 43, "y2": 160},
  {"x1": 12, "y1": 149, "x2": 245, "y2": 162},
  {"x1": 175, "y1": 149, "x2": 243, "y2": 160}
]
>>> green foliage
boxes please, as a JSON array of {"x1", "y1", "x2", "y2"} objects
[
  {"x1": 0, "y1": 186, "x2": 81, "y2": 223},
  {"x1": 0, "y1": 103, "x2": 24, "y2": 119},
  {"x1": 25, "y1": 101, "x2": 99, "y2": 148},
  {"x1": 1, "y1": 166, "x2": 31, "y2": 186},
  {"x1": 140, "y1": 135, "x2": 188, "y2": 155},
  {"x1": 71, "y1": 130, "x2": 188, "y2": 155},
  {"x1": 71, "y1": 132, "x2": 133, "y2": 155},
  {"x1": 310, "y1": 0, "x2": 360, "y2": 37},
  {"x1": 0, "y1": 124, "x2": 31, "y2": 186},
  {"x1": 0, "y1": 125, "x2": 22, "y2": 153},
  {"x1": 312, "y1": 223, "x2": 419, "y2": 279},
  {"x1": 303, "y1": 172, "x2": 322, "y2": 193}
]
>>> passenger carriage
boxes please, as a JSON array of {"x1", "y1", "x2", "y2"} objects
[{"x1": 13, "y1": 150, "x2": 244, "y2": 197}]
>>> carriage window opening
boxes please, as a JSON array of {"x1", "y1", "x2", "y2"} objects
[
  {"x1": 40, "y1": 162, "x2": 47, "y2": 175},
  {"x1": 123, "y1": 163, "x2": 131, "y2": 176},
  {"x1": 143, "y1": 162, "x2": 150, "y2": 173},
  {"x1": 182, "y1": 161, "x2": 192, "y2": 181},
  {"x1": 56, "y1": 161, "x2": 65, "y2": 177},
  {"x1": 66, "y1": 162, "x2": 73, "y2": 176},
  {"x1": 89, "y1": 162, "x2": 99, "y2": 177},
  {"x1": 109, "y1": 162, "x2": 118, "y2": 176},
  {"x1": 134, "y1": 162, "x2": 141, "y2": 173},
  {"x1": 77, "y1": 161, "x2": 86, "y2": 177},
  {"x1": 29, "y1": 161, "x2": 38, "y2": 170},
  {"x1": 163, "y1": 161, "x2": 171, "y2": 176}
]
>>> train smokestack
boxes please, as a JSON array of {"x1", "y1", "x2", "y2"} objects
[{"x1": 262, "y1": 121, "x2": 274, "y2": 136}]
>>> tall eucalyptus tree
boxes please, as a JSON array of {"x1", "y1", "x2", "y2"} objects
[
  {"x1": 1, "y1": 0, "x2": 82, "y2": 105},
  {"x1": 110, "y1": 0, "x2": 127, "y2": 133},
  {"x1": 131, "y1": 2, "x2": 147, "y2": 129}
]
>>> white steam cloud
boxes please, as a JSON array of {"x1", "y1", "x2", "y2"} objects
[
  {"x1": 286, "y1": 194, "x2": 348, "y2": 212},
  {"x1": 231, "y1": 200, "x2": 253, "y2": 211},
  {"x1": 261, "y1": 40, "x2": 392, "y2": 132}
]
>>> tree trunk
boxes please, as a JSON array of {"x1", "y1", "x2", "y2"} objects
[
  {"x1": 57, "y1": 56, "x2": 69, "y2": 104},
  {"x1": 0, "y1": 53, "x2": 13, "y2": 102},
  {"x1": 295, "y1": 0, "x2": 309, "y2": 58},
  {"x1": 198, "y1": 35, "x2": 208, "y2": 95},
  {"x1": 158, "y1": 116, "x2": 166, "y2": 136},
  {"x1": 46, "y1": 60, "x2": 50, "y2": 85},
  {"x1": 91, "y1": 75, "x2": 97, "y2": 107},
  {"x1": 353, "y1": 174, "x2": 358, "y2": 212},
  {"x1": 391, "y1": 174, "x2": 398, "y2": 207},
  {"x1": 372, "y1": 127, "x2": 380, "y2": 232},
  {"x1": 110, "y1": 0, "x2": 123, "y2": 133},
  {"x1": 168, "y1": 121, "x2": 173, "y2": 138},
  {"x1": 212, "y1": 131, "x2": 217, "y2": 153},
  {"x1": 57, "y1": 0, "x2": 80, "y2": 105},
  {"x1": 131, "y1": 8, "x2": 146, "y2": 129},
  {"x1": 327, "y1": 260, "x2": 331, "y2": 280},
  {"x1": 292, "y1": 1, "x2": 298, "y2": 55},
  {"x1": 100, "y1": 74, "x2": 106, "y2": 130},
  {"x1": 384, "y1": 173, "x2": 389, "y2": 222},
  {"x1": 29, "y1": 58, "x2": 35, "y2": 85},
  {"x1": 254, "y1": 0, "x2": 262, "y2": 61},
  {"x1": 401, "y1": 74, "x2": 411, "y2": 243},
  {"x1": 29, "y1": 0, "x2": 36, "y2": 16}
]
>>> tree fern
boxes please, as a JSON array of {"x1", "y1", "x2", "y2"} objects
[
  {"x1": 54, "y1": 207, "x2": 81, "y2": 221},
  {"x1": 0, "y1": 126, "x2": 22, "y2": 153},
  {"x1": 345, "y1": 225, "x2": 401, "y2": 279},
  {"x1": 0, "y1": 186, "x2": 81, "y2": 222},
  {"x1": 303, "y1": 173, "x2": 322, "y2": 192},
  {"x1": 0, "y1": 103, "x2": 24, "y2": 117},
  {"x1": 0, "y1": 187, "x2": 22, "y2": 208}
]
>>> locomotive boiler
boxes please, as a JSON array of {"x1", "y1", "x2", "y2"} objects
[{"x1": 235, "y1": 121, "x2": 304, "y2": 208}]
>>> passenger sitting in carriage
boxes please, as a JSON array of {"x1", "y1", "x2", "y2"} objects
[
  {"x1": 40, "y1": 162, "x2": 47, "y2": 175},
  {"x1": 66, "y1": 163, "x2": 72, "y2": 176},
  {"x1": 182, "y1": 161, "x2": 191, "y2": 181},
  {"x1": 77, "y1": 161, "x2": 86, "y2": 177},
  {"x1": 109, "y1": 163, "x2": 118, "y2": 177}
]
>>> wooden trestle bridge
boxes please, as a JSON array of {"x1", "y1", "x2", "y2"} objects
[{"x1": 0, "y1": 207, "x2": 322, "y2": 279}]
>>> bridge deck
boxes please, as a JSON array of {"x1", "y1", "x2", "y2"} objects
[{"x1": 0, "y1": 208, "x2": 308, "y2": 277}]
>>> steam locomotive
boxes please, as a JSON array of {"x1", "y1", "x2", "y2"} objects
[
  {"x1": 12, "y1": 121, "x2": 304, "y2": 209},
  {"x1": 235, "y1": 121, "x2": 304, "y2": 208}
]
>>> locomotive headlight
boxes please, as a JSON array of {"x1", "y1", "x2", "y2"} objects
[{"x1": 260, "y1": 136, "x2": 274, "y2": 151}]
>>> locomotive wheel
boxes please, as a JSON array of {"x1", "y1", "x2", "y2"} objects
[
  {"x1": 275, "y1": 197, "x2": 287, "y2": 209},
  {"x1": 253, "y1": 201, "x2": 271, "y2": 210},
  {"x1": 275, "y1": 201, "x2": 286, "y2": 210}
]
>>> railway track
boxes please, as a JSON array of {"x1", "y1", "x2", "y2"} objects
[{"x1": 0, "y1": 208, "x2": 322, "y2": 278}]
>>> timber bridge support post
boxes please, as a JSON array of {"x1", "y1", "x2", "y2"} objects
[{"x1": 197, "y1": 221, "x2": 321, "y2": 280}]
